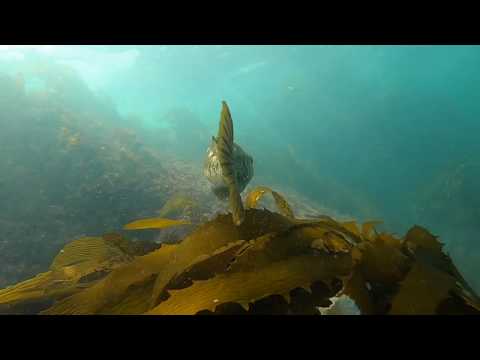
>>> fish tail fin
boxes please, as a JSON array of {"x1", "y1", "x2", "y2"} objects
[
  {"x1": 229, "y1": 183, "x2": 245, "y2": 226},
  {"x1": 217, "y1": 101, "x2": 245, "y2": 225}
]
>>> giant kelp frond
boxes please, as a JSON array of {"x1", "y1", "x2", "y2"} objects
[
  {"x1": 386, "y1": 225, "x2": 480, "y2": 314},
  {"x1": 149, "y1": 209, "x2": 362, "y2": 313},
  {"x1": 0, "y1": 235, "x2": 136, "y2": 314},
  {"x1": 147, "y1": 254, "x2": 352, "y2": 315},
  {"x1": 123, "y1": 217, "x2": 190, "y2": 230},
  {"x1": 389, "y1": 262, "x2": 456, "y2": 314},
  {"x1": 41, "y1": 243, "x2": 178, "y2": 315},
  {"x1": 245, "y1": 186, "x2": 295, "y2": 219},
  {"x1": 50, "y1": 236, "x2": 131, "y2": 273},
  {"x1": 0, "y1": 272, "x2": 54, "y2": 310},
  {"x1": 2, "y1": 191, "x2": 480, "y2": 315}
]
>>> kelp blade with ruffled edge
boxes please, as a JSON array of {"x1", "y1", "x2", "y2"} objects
[
  {"x1": 123, "y1": 217, "x2": 190, "y2": 230},
  {"x1": 2, "y1": 189, "x2": 480, "y2": 315},
  {"x1": 0, "y1": 236, "x2": 134, "y2": 314},
  {"x1": 245, "y1": 186, "x2": 295, "y2": 219}
]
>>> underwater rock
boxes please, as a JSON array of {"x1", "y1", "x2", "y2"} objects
[{"x1": 0, "y1": 66, "x2": 178, "y2": 288}]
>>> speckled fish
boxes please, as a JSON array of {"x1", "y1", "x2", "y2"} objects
[{"x1": 203, "y1": 101, "x2": 254, "y2": 225}]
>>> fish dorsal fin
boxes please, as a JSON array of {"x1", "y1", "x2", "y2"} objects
[{"x1": 217, "y1": 101, "x2": 245, "y2": 226}]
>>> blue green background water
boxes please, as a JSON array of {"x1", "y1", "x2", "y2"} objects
[{"x1": 1, "y1": 45, "x2": 479, "y2": 291}]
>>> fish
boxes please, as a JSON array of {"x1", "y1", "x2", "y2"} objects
[{"x1": 203, "y1": 101, "x2": 254, "y2": 225}]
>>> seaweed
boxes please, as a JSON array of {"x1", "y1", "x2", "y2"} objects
[
  {"x1": 0, "y1": 66, "x2": 478, "y2": 314},
  {"x1": 2, "y1": 203, "x2": 479, "y2": 314},
  {"x1": 0, "y1": 235, "x2": 135, "y2": 314},
  {"x1": 245, "y1": 186, "x2": 295, "y2": 219},
  {"x1": 123, "y1": 217, "x2": 190, "y2": 230}
]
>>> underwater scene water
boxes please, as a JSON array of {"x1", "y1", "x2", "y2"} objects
[{"x1": 0, "y1": 45, "x2": 479, "y2": 315}]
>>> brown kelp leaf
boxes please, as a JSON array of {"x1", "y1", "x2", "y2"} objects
[
  {"x1": 226, "y1": 221, "x2": 355, "y2": 275},
  {"x1": 389, "y1": 262, "x2": 457, "y2": 315},
  {"x1": 0, "y1": 236, "x2": 132, "y2": 314},
  {"x1": 404, "y1": 225, "x2": 443, "y2": 253},
  {"x1": 311, "y1": 235, "x2": 352, "y2": 255},
  {"x1": 50, "y1": 236, "x2": 131, "y2": 276},
  {"x1": 226, "y1": 228, "x2": 355, "y2": 289},
  {"x1": 0, "y1": 272, "x2": 55, "y2": 313},
  {"x1": 271, "y1": 191, "x2": 295, "y2": 219},
  {"x1": 149, "y1": 209, "x2": 295, "y2": 308},
  {"x1": 167, "y1": 240, "x2": 249, "y2": 290},
  {"x1": 245, "y1": 186, "x2": 271, "y2": 208},
  {"x1": 97, "y1": 274, "x2": 157, "y2": 315},
  {"x1": 436, "y1": 291, "x2": 480, "y2": 314},
  {"x1": 376, "y1": 232, "x2": 403, "y2": 248},
  {"x1": 403, "y1": 225, "x2": 480, "y2": 305},
  {"x1": 155, "y1": 218, "x2": 334, "y2": 309},
  {"x1": 149, "y1": 213, "x2": 242, "y2": 307},
  {"x1": 225, "y1": 233, "x2": 278, "y2": 273},
  {"x1": 358, "y1": 234, "x2": 411, "y2": 285},
  {"x1": 340, "y1": 221, "x2": 361, "y2": 237},
  {"x1": 245, "y1": 186, "x2": 295, "y2": 219},
  {"x1": 311, "y1": 238, "x2": 327, "y2": 252},
  {"x1": 42, "y1": 244, "x2": 178, "y2": 315},
  {"x1": 361, "y1": 221, "x2": 382, "y2": 241},
  {"x1": 294, "y1": 219, "x2": 362, "y2": 246},
  {"x1": 146, "y1": 254, "x2": 353, "y2": 315},
  {"x1": 123, "y1": 217, "x2": 190, "y2": 230},
  {"x1": 322, "y1": 232, "x2": 352, "y2": 254},
  {"x1": 103, "y1": 232, "x2": 161, "y2": 257},
  {"x1": 351, "y1": 247, "x2": 363, "y2": 264},
  {"x1": 237, "y1": 208, "x2": 295, "y2": 240}
]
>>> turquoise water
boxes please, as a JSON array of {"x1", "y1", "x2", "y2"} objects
[{"x1": 0, "y1": 45, "x2": 479, "y2": 291}]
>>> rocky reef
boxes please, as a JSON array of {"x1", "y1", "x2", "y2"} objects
[{"x1": 0, "y1": 68, "x2": 200, "y2": 287}]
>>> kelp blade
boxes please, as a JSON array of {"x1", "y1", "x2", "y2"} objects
[
  {"x1": 123, "y1": 217, "x2": 190, "y2": 230},
  {"x1": 245, "y1": 186, "x2": 295, "y2": 219}
]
